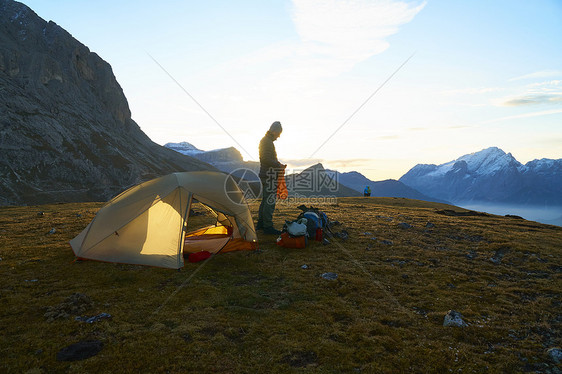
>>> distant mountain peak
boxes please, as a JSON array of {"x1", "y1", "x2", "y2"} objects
[
  {"x1": 303, "y1": 163, "x2": 325, "y2": 172},
  {"x1": 455, "y1": 147, "x2": 520, "y2": 175},
  {"x1": 399, "y1": 147, "x2": 562, "y2": 205},
  {"x1": 165, "y1": 142, "x2": 245, "y2": 164},
  {"x1": 164, "y1": 141, "x2": 202, "y2": 153}
]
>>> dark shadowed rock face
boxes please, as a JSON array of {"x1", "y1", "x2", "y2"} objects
[{"x1": 0, "y1": 0, "x2": 214, "y2": 205}]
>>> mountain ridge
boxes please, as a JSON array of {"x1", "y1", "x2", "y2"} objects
[
  {"x1": 165, "y1": 142, "x2": 446, "y2": 202},
  {"x1": 399, "y1": 147, "x2": 562, "y2": 205}
]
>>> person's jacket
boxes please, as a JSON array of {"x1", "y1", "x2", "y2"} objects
[{"x1": 259, "y1": 131, "x2": 283, "y2": 179}]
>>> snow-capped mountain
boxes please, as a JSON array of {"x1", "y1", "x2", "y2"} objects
[
  {"x1": 165, "y1": 141, "x2": 243, "y2": 163},
  {"x1": 165, "y1": 142, "x2": 204, "y2": 155},
  {"x1": 165, "y1": 142, "x2": 260, "y2": 179},
  {"x1": 399, "y1": 147, "x2": 562, "y2": 205}
]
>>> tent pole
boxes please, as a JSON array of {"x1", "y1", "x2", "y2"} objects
[{"x1": 178, "y1": 191, "x2": 193, "y2": 269}]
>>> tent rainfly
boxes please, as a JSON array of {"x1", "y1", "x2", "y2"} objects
[{"x1": 70, "y1": 171, "x2": 258, "y2": 269}]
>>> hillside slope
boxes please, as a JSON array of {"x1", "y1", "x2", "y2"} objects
[
  {"x1": 0, "y1": 0, "x2": 214, "y2": 205},
  {"x1": 1, "y1": 197, "x2": 560, "y2": 372}
]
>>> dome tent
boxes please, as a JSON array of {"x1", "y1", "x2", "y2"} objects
[{"x1": 70, "y1": 171, "x2": 258, "y2": 269}]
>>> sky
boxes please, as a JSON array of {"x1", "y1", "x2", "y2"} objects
[{"x1": 21, "y1": 0, "x2": 562, "y2": 180}]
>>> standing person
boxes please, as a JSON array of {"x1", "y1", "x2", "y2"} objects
[
  {"x1": 364, "y1": 186, "x2": 371, "y2": 197},
  {"x1": 257, "y1": 121, "x2": 286, "y2": 235}
]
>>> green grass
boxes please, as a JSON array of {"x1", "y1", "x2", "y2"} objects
[{"x1": 0, "y1": 198, "x2": 560, "y2": 373}]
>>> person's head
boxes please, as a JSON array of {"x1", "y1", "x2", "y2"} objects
[{"x1": 268, "y1": 121, "x2": 282, "y2": 139}]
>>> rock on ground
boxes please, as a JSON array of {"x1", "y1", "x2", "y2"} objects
[{"x1": 443, "y1": 310, "x2": 468, "y2": 327}]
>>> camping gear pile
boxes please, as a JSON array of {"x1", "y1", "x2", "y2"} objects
[{"x1": 276, "y1": 205, "x2": 347, "y2": 248}]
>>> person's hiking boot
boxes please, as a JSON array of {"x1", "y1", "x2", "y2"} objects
[{"x1": 263, "y1": 227, "x2": 281, "y2": 235}]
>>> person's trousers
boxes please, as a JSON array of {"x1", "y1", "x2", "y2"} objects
[{"x1": 258, "y1": 176, "x2": 277, "y2": 229}]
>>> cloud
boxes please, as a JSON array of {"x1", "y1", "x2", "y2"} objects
[
  {"x1": 479, "y1": 109, "x2": 562, "y2": 125},
  {"x1": 283, "y1": 157, "x2": 372, "y2": 169},
  {"x1": 497, "y1": 79, "x2": 562, "y2": 107},
  {"x1": 508, "y1": 70, "x2": 562, "y2": 82},
  {"x1": 502, "y1": 94, "x2": 562, "y2": 106},
  {"x1": 324, "y1": 158, "x2": 373, "y2": 168},
  {"x1": 528, "y1": 80, "x2": 561, "y2": 88},
  {"x1": 282, "y1": 158, "x2": 324, "y2": 167},
  {"x1": 292, "y1": 0, "x2": 425, "y2": 61},
  {"x1": 442, "y1": 87, "x2": 502, "y2": 95},
  {"x1": 378, "y1": 134, "x2": 401, "y2": 140},
  {"x1": 537, "y1": 136, "x2": 562, "y2": 147},
  {"x1": 261, "y1": 0, "x2": 426, "y2": 87}
]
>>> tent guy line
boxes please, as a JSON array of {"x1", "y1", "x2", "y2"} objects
[
  {"x1": 308, "y1": 52, "x2": 416, "y2": 160},
  {"x1": 146, "y1": 52, "x2": 257, "y2": 161},
  {"x1": 153, "y1": 252, "x2": 217, "y2": 315}
]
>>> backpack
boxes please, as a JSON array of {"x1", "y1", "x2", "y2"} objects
[
  {"x1": 302, "y1": 211, "x2": 320, "y2": 239},
  {"x1": 297, "y1": 205, "x2": 331, "y2": 241}
]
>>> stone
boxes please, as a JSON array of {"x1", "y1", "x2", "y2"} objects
[
  {"x1": 466, "y1": 250, "x2": 478, "y2": 260},
  {"x1": 75, "y1": 312, "x2": 111, "y2": 323},
  {"x1": 56, "y1": 340, "x2": 103, "y2": 361},
  {"x1": 443, "y1": 310, "x2": 468, "y2": 327},
  {"x1": 381, "y1": 240, "x2": 393, "y2": 245},
  {"x1": 47, "y1": 228, "x2": 56, "y2": 235},
  {"x1": 490, "y1": 247, "x2": 510, "y2": 264},
  {"x1": 301, "y1": 264, "x2": 309, "y2": 270},
  {"x1": 547, "y1": 347, "x2": 562, "y2": 364},
  {"x1": 425, "y1": 222, "x2": 435, "y2": 228},
  {"x1": 321, "y1": 272, "x2": 338, "y2": 280},
  {"x1": 398, "y1": 222, "x2": 412, "y2": 229}
]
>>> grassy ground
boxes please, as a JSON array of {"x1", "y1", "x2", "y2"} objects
[{"x1": 0, "y1": 197, "x2": 560, "y2": 373}]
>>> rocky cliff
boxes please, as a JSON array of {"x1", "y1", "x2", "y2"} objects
[{"x1": 0, "y1": 0, "x2": 214, "y2": 205}]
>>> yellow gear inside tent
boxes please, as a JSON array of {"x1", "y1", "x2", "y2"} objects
[{"x1": 70, "y1": 171, "x2": 258, "y2": 269}]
